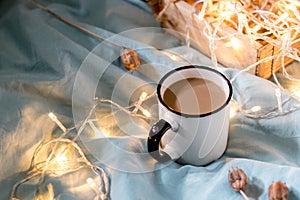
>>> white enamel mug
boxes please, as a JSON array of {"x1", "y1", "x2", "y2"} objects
[{"x1": 147, "y1": 65, "x2": 232, "y2": 166}]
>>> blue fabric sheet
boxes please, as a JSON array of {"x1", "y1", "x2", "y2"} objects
[{"x1": 1, "y1": 0, "x2": 300, "y2": 199}]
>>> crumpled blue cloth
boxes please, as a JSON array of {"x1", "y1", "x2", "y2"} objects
[{"x1": 1, "y1": 0, "x2": 300, "y2": 199}]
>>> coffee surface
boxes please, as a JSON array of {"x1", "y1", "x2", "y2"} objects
[{"x1": 163, "y1": 78, "x2": 226, "y2": 115}]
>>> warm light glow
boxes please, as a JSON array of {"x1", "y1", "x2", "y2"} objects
[
  {"x1": 219, "y1": 1, "x2": 236, "y2": 20},
  {"x1": 227, "y1": 37, "x2": 242, "y2": 50},
  {"x1": 54, "y1": 154, "x2": 68, "y2": 167},
  {"x1": 48, "y1": 153, "x2": 70, "y2": 176},
  {"x1": 252, "y1": 25, "x2": 261, "y2": 33},
  {"x1": 140, "y1": 92, "x2": 147, "y2": 101},
  {"x1": 132, "y1": 92, "x2": 151, "y2": 118},
  {"x1": 48, "y1": 112, "x2": 56, "y2": 120},
  {"x1": 170, "y1": 54, "x2": 179, "y2": 61},
  {"x1": 86, "y1": 177, "x2": 94, "y2": 185},
  {"x1": 192, "y1": 0, "x2": 300, "y2": 81},
  {"x1": 134, "y1": 103, "x2": 151, "y2": 118},
  {"x1": 133, "y1": 92, "x2": 148, "y2": 113},
  {"x1": 163, "y1": 51, "x2": 181, "y2": 61},
  {"x1": 279, "y1": 12, "x2": 289, "y2": 20},
  {"x1": 11, "y1": 111, "x2": 110, "y2": 199},
  {"x1": 141, "y1": 107, "x2": 151, "y2": 118},
  {"x1": 220, "y1": 11, "x2": 234, "y2": 20},
  {"x1": 250, "y1": 106, "x2": 261, "y2": 113},
  {"x1": 133, "y1": 102, "x2": 151, "y2": 118},
  {"x1": 46, "y1": 144, "x2": 76, "y2": 176},
  {"x1": 244, "y1": 105, "x2": 262, "y2": 114},
  {"x1": 230, "y1": 101, "x2": 239, "y2": 118},
  {"x1": 88, "y1": 121, "x2": 108, "y2": 138},
  {"x1": 99, "y1": 128, "x2": 112, "y2": 137}
]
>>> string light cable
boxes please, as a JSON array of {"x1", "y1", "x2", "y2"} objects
[
  {"x1": 10, "y1": 113, "x2": 110, "y2": 200},
  {"x1": 188, "y1": 0, "x2": 300, "y2": 118}
]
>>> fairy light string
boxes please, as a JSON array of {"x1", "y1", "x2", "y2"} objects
[
  {"x1": 188, "y1": 0, "x2": 300, "y2": 118},
  {"x1": 10, "y1": 90, "x2": 155, "y2": 199},
  {"x1": 31, "y1": 0, "x2": 300, "y2": 119},
  {"x1": 10, "y1": 1, "x2": 300, "y2": 199},
  {"x1": 30, "y1": 0, "x2": 300, "y2": 117},
  {"x1": 95, "y1": 90, "x2": 154, "y2": 121},
  {"x1": 12, "y1": 0, "x2": 300, "y2": 196},
  {"x1": 10, "y1": 113, "x2": 110, "y2": 200}
]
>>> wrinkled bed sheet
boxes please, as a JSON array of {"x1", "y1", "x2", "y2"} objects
[{"x1": 1, "y1": 0, "x2": 300, "y2": 199}]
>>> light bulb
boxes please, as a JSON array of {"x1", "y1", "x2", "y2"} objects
[
  {"x1": 244, "y1": 105, "x2": 262, "y2": 114},
  {"x1": 141, "y1": 107, "x2": 151, "y2": 118},
  {"x1": 226, "y1": 37, "x2": 243, "y2": 50},
  {"x1": 48, "y1": 112, "x2": 67, "y2": 132},
  {"x1": 250, "y1": 106, "x2": 262, "y2": 112}
]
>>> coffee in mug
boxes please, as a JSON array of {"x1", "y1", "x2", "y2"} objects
[
  {"x1": 147, "y1": 65, "x2": 232, "y2": 166},
  {"x1": 163, "y1": 78, "x2": 227, "y2": 115}
]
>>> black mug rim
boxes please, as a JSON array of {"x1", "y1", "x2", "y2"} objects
[{"x1": 157, "y1": 65, "x2": 233, "y2": 118}]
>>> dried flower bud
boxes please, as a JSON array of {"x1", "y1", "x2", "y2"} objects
[
  {"x1": 228, "y1": 168, "x2": 248, "y2": 192},
  {"x1": 268, "y1": 181, "x2": 289, "y2": 200},
  {"x1": 121, "y1": 48, "x2": 140, "y2": 71}
]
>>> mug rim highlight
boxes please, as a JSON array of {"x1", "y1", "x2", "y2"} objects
[{"x1": 157, "y1": 65, "x2": 233, "y2": 118}]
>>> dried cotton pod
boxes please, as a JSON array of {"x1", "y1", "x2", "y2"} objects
[
  {"x1": 268, "y1": 181, "x2": 289, "y2": 200},
  {"x1": 228, "y1": 168, "x2": 250, "y2": 200},
  {"x1": 121, "y1": 48, "x2": 141, "y2": 71},
  {"x1": 228, "y1": 168, "x2": 248, "y2": 192}
]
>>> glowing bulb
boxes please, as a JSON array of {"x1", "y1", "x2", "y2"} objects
[
  {"x1": 46, "y1": 145, "x2": 76, "y2": 176},
  {"x1": 244, "y1": 105, "x2": 261, "y2": 114},
  {"x1": 220, "y1": 11, "x2": 234, "y2": 20},
  {"x1": 86, "y1": 177, "x2": 94, "y2": 185},
  {"x1": 197, "y1": 13, "x2": 203, "y2": 20},
  {"x1": 140, "y1": 92, "x2": 147, "y2": 101},
  {"x1": 229, "y1": 37, "x2": 242, "y2": 50},
  {"x1": 140, "y1": 107, "x2": 151, "y2": 118},
  {"x1": 162, "y1": 51, "x2": 181, "y2": 61},
  {"x1": 252, "y1": 25, "x2": 261, "y2": 32},
  {"x1": 134, "y1": 102, "x2": 151, "y2": 118},
  {"x1": 250, "y1": 106, "x2": 261, "y2": 112},
  {"x1": 54, "y1": 154, "x2": 68, "y2": 167},
  {"x1": 48, "y1": 112, "x2": 57, "y2": 120},
  {"x1": 132, "y1": 92, "x2": 151, "y2": 118},
  {"x1": 50, "y1": 153, "x2": 71, "y2": 175},
  {"x1": 279, "y1": 12, "x2": 289, "y2": 20},
  {"x1": 219, "y1": 1, "x2": 236, "y2": 13},
  {"x1": 225, "y1": 37, "x2": 243, "y2": 50},
  {"x1": 48, "y1": 112, "x2": 67, "y2": 132},
  {"x1": 219, "y1": 1, "x2": 236, "y2": 20},
  {"x1": 170, "y1": 54, "x2": 179, "y2": 61},
  {"x1": 100, "y1": 128, "x2": 112, "y2": 137},
  {"x1": 133, "y1": 92, "x2": 148, "y2": 113}
]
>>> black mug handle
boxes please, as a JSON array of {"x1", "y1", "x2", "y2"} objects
[{"x1": 147, "y1": 119, "x2": 172, "y2": 162}]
